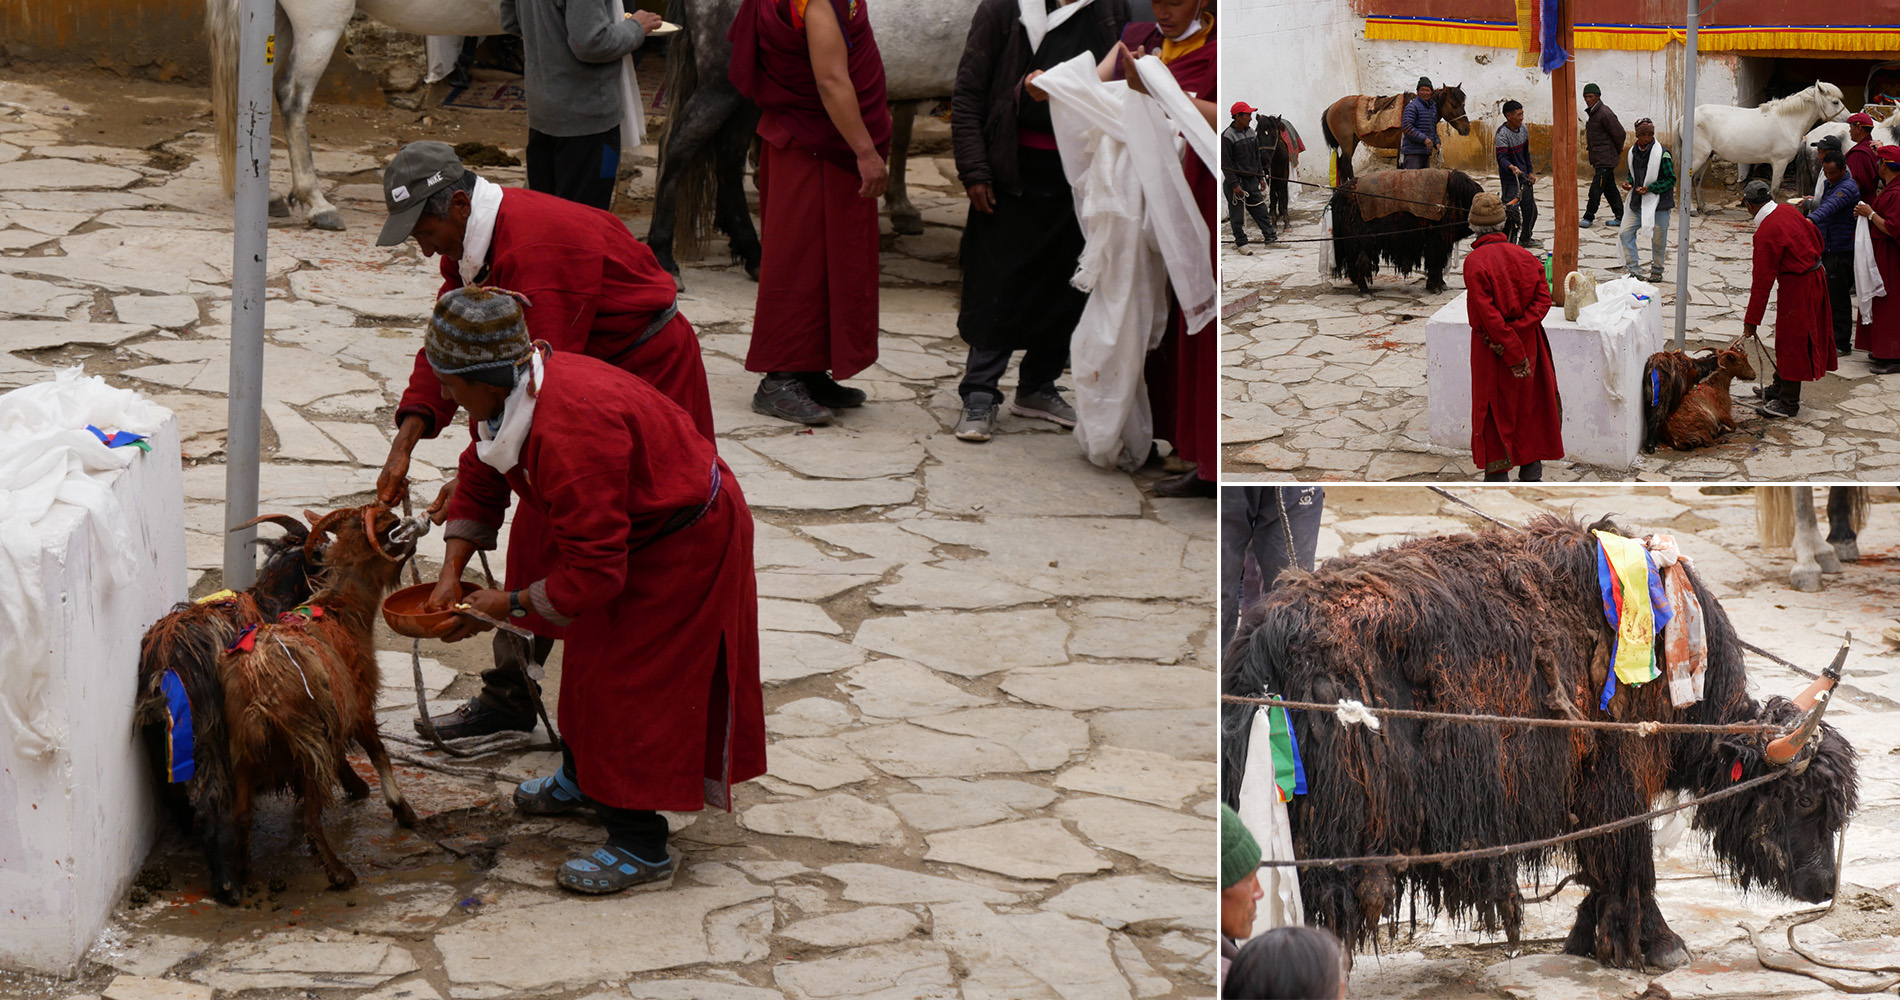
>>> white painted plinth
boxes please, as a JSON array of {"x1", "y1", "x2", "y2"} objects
[
  {"x1": 1426, "y1": 292, "x2": 1664, "y2": 472},
  {"x1": 0, "y1": 414, "x2": 185, "y2": 975}
]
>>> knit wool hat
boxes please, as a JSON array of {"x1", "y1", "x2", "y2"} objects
[
  {"x1": 1469, "y1": 192, "x2": 1507, "y2": 227},
  {"x1": 1583, "y1": 83, "x2": 1601, "y2": 96},
  {"x1": 425, "y1": 287, "x2": 531, "y2": 382},
  {"x1": 1417, "y1": 77, "x2": 1434, "y2": 90},
  {"x1": 1221, "y1": 803, "x2": 1262, "y2": 890}
]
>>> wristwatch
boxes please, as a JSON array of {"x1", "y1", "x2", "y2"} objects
[{"x1": 508, "y1": 590, "x2": 528, "y2": 619}]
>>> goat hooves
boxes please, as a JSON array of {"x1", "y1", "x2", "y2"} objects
[
  {"x1": 392, "y1": 800, "x2": 419, "y2": 828},
  {"x1": 308, "y1": 209, "x2": 346, "y2": 232},
  {"x1": 327, "y1": 869, "x2": 359, "y2": 891}
]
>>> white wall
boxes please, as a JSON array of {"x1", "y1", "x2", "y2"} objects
[
  {"x1": 0, "y1": 415, "x2": 183, "y2": 975},
  {"x1": 1223, "y1": 0, "x2": 1365, "y2": 186}
]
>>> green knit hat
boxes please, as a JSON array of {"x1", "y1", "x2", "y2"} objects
[
  {"x1": 1221, "y1": 803, "x2": 1262, "y2": 890},
  {"x1": 425, "y1": 286, "x2": 531, "y2": 382},
  {"x1": 1583, "y1": 82, "x2": 1601, "y2": 96},
  {"x1": 1417, "y1": 76, "x2": 1433, "y2": 90}
]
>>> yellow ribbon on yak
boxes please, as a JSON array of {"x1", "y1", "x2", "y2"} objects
[{"x1": 1593, "y1": 529, "x2": 1663, "y2": 687}]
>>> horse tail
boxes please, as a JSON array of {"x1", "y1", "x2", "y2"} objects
[
  {"x1": 206, "y1": 0, "x2": 242, "y2": 198},
  {"x1": 1321, "y1": 104, "x2": 1340, "y2": 151},
  {"x1": 1757, "y1": 486, "x2": 1796, "y2": 549},
  {"x1": 1846, "y1": 486, "x2": 1870, "y2": 536},
  {"x1": 660, "y1": 0, "x2": 715, "y2": 262}
]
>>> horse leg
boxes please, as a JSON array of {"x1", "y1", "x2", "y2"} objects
[
  {"x1": 885, "y1": 100, "x2": 926, "y2": 236},
  {"x1": 1790, "y1": 486, "x2": 1834, "y2": 590},
  {"x1": 713, "y1": 105, "x2": 763, "y2": 279},
  {"x1": 1826, "y1": 485, "x2": 1861, "y2": 563},
  {"x1": 357, "y1": 728, "x2": 418, "y2": 828},
  {"x1": 266, "y1": 7, "x2": 293, "y2": 219},
  {"x1": 646, "y1": 87, "x2": 743, "y2": 284},
  {"x1": 273, "y1": 16, "x2": 347, "y2": 231},
  {"x1": 1767, "y1": 157, "x2": 1790, "y2": 196}
]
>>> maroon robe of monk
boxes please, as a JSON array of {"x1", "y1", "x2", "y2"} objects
[
  {"x1": 1126, "y1": 19, "x2": 1217, "y2": 481},
  {"x1": 1744, "y1": 202, "x2": 1837, "y2": 382},
  {"x1": 394, "y1": 187, "x2": 716, "y2": 629},
  {"x1": 1463, "y1": 231, "x2": 1563, "y2": 473},
  {"x1": 444, "y1": 351, "x2": 765, "y2": 811},
  {"x1": 1847, "y1": 140, "x2": 1879, "y2": 207},
  {"x1": 1856, "y1": 180, "x2": 1900, "y2": 361},
  {"x1": 729, "y1": 0, "x2": 891, "y2": 380}
]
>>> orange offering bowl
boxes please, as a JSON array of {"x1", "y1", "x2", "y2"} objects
[{"x1": 383, "y1": 581, "x2": 481, "y2": 639}]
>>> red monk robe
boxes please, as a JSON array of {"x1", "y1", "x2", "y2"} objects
[
  {"x1": 1464, "y1": 232, "x2": 1564, "y2": 473},
  {"x1": 1744, "y1": 203, "x2": 1837, "y2": 383},
  {"x1": 1857, "y1": 180, "x2": 1900, "y2": 360},
  {"x1": 1127, "y1": 18, "x2": 1217, "y2": 482},
  {"x1": 394, "y1": 187, "x2": 716, "y2": 625},
  {"x1": 729, "y1": 0, "x2": 891, "y2": 380},
  {"x1": 444, "y1": 351, "x2": 765, "y2": 811}
]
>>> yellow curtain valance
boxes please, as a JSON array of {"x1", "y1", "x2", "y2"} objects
[{"x1": 1363, "y1": 17, "x2": 1900, "y2": 54}]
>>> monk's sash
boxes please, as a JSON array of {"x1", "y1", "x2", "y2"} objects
[{"x1": 728, "y1": 0, "x2": 892, "y2": 172}]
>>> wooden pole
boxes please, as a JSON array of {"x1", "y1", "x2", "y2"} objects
[{"x1": 1550, "y1": 0, "x2": 1578, "y2": 306}]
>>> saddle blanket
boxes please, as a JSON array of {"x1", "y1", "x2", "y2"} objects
[{"x1": 1351, "y1": 167, "x2": 1451, "y2": 222}]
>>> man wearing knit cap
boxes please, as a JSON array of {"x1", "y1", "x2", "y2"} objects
[
  {"x1": 1220, "y1": 803, "x2": 1264, "y2": 980},
  {"x1": 1399, "y1": 77, "x2": 1440, "y2": 170},
  {"x1": 1463, "y1": 191, "x2": 1562, "y2": 480},
  {"x1": 374, "y1": 140, "x2": 717, "y2": 743},
  {"x1": 1846, "y1": 112, "x2": 1880, "y2": 205},
  {"x1": 1581, "y1": 83, "x2": 1626, "y2": 228},
  {"x1": 424, "y1": 287, "x2": 765, "y2": 894},
  {"x1": 1743, "y1": 178, "x2": 1837, "y2": 418}
]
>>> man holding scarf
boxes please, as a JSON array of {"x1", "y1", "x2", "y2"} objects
[
  {"x1": 949, "y1": 0, "x2": 1129, "y2": 443},
  {"x1": 1854, "y1": 146, "x2": 1900, "y2": 375},
  {"x1": 374, "y1": 141, "x2": 717, "y2": 742},
  {"x1": 729, "y1": 0, "x2": 891, "y2": 426},
  {"x1": 1618, "y1": 119, "x2": 1674, "y2": 283},
  {"x1": 423, "y1": 287, "x2": 764, "y2": 893},
  {"x1": 1743, "y1": 178, "x2": 1837, "y2": 418}
]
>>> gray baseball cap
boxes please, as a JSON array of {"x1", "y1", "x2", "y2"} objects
[
  {"x1": 377, "y1": 141, "x2": 467, "y2": 246},
  {"x1": 1741, "y1": 178, "x2": 1773, "y2": 204}
]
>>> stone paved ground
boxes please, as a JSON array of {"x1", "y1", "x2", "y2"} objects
[
  {"x1": 1220, "y1": 175, "x2": 1900, "y2": 481},
  {"x1": 1284, "y1": 484, "x2": 1900, "y2": 998},
  {"x1": 0, "y1": 71, "x2": 1215, "y2": 1000}
]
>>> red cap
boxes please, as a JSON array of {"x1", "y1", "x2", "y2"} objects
[
  {"x1": 1877, "y1": 144, "x2": 1900, "y2": 164},
  {"x1": 1231, "y1": 102, "x2": 1258, "y2": 115},
  {"x1": 1849, "y1": 112, "x2": 1876, "y2": 127}
]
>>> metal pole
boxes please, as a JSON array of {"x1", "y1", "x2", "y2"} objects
[
  {"x1": 222, "y1": 0, "x2": 271, "y2": 589},
  {"x1": 1673, "y1": 0, "x2": 1697, "y2": 351}
]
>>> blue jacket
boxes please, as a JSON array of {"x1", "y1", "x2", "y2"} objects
[
  {"x1": 1807, "y1": 172, "x2": 1860, "y2": 254},
  {"x1": 1401, "y1": 97, "x2": 1440, "y2": 156}
]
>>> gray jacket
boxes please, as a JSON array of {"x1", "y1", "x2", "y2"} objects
[{"x1": 501, "y1": 0, "x2": 646, "y2": 137}]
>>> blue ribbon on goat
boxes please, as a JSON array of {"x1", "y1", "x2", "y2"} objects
[{"x1": 159, "y1": 669, "x2": 195, "y2": 783}]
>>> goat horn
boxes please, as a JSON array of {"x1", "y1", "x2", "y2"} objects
[
  {"x1": 362, "y1": 504, "x2": 399, "y2": 563},
  {"x1": 302, "y1": 508, "x2": 350, "y2": 558},
  {"x1": 1765, "y1": 635, "x2": 1851, "y2": 765},
  {"x1": 230, "y1": 513, "x2": 306, "y2": 537}
]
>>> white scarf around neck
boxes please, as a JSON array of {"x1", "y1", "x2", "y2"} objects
[
  {"x1": 457, "y1": 176, "x2": 506, "y2": 287},
  {"x1": 1629, "y1": 141, "x2": 1663, "y2": 240},
  {"x1": 475, "y1": 344, "x2": 546, "y2": 474},
  {"x1": 1020, "y1": 0, "x2": 1100, "y2": 53},
  {"x1": 1753, "y1": 199, "x2": 1776, "y2": 228}
]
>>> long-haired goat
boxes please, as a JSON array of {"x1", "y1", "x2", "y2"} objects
[{"x1": 1663, "y1": 342, "x2": 1757, "y2": 450}]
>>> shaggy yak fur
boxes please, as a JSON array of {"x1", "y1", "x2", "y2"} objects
[
  {"x1": 1662, "y1": 343, "x2": 1757, "y2": 450},
  {"x1": 1220, "y1": 516, "x2": 1858, "y2": 971},
  {"x1": 137, "y1": 506, "x2": 417, "y2": 903},
  {"x1": 1640, "y1": 350, "x2": 1718, "y2": 453},
  {"x1": 1329, "y1": 169, "x2": 1480, "y2": 294}
]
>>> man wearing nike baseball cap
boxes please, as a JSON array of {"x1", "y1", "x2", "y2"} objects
[
  {"x1": 1221, "y1": 100, "x2": 1278, "y2": 250},
  {"x1": 374, "y1": 138, "x2": 717, "y2": 744}
]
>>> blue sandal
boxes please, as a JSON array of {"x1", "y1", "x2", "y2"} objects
[
  {"x1": 513, "y1": 769, "x2": 590, "y2": 816},
  {"x1": 558, "y1": 845, "x2": 674, "y2": 894}
]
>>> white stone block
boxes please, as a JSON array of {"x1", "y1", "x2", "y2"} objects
[
  {"x1": 0, "y1": 415, "x2": 185, "y2": 974},
  {"x1": 1426, "y1": 290, "x2": 1664, "y2": 472}
]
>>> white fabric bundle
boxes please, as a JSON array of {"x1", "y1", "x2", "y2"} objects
[
  {"x1": 1237, "y1": 706, "x2": 1304, "y2": 934},
  {"x1": 611, "y1": 0, "x2": 648, "y2": 150},
  {"x1": 1628, "y1": 142, "x2": 1663, "y2": 241},
  {"x1": 1855, "y1": 215, "x2": 1887, "y2": 322},
  {"x1": 0, "y1": 369, "x2": 166, "y2": 759}
]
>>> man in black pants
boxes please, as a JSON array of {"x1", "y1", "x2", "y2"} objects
[
  {"x1": 501, "y1": 0, "x2": 660, "y2": 209},
  {"x1": 1221, "y1": 102, "x2": 1278, "y2": 252},
  {"x1": 1218, "y1": 486, "x2": 1323, "y2": 651},
  {"x1": 1805, "y1": 147, "x2": 1861, "y2": 357},
  {"x1": 1581, "y1": 83, "x2": 1626, "y2": 229},
  {"x1": 1495, "y1": 99, "x2": 1539, "y2": 249}
]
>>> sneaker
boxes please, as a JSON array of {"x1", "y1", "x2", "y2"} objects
[
  {"x1": 1608, "y1": 217, "x2": 1623, "y2": 227},
  {"x1": 1759, "y1": 399, "x2": 1798, "y2": 419},
  {"x1": 1648, "y1": 269, "x2": 1665, "y2": 283},
  {"x1": 795, "y1": 371, "x2": 866, "y2": 409},
  {"x1": 1579, "y1": 218, "x2": 1595, "y2": 229},
  {"x1": 1009, "y1": 387, "x2": 1077, "y2": 427},
  {"x1": 1235, "y1": 244, "x2": 1254, "y2": 256},
  {"x1": 753, "y1": 376, "x2": 832, "y2": 425},
  {"x1": 1837, "y1": 344, "x2": 1853, "y2": 358},
  {"x1": 954, "y1": 392, "x2": 999, "y2": 442}
]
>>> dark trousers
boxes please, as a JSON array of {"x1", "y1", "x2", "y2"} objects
[
  {"x1": 560, "y1": 748, "x2": 670, "y2": 860},
  {"x1": 1768, "y1": 377, "x2": 1804, "y2": 414},
  {"x1": 1399, "y1": 151, "x2": 1431, "y2": 170},
  {"x1": 476, "y1": 630, "x2": 554, "y2": 717},
  {"x1": 1822, "y1": 250, "x2": 1855, "y2": 352},
  {"x1": 1218, "y1": 487, "x2": 1324, "y2": 651},
  {"x1": 959, "y1": 343, "x2": 1067, "y2": 402},
  {"x1": 1585, "y1": 165, "x2": 1624, "y2": 222},
  {"x1": 1483, "y1": 460, "x2": 1544, "y2": 483},
  {"x1": 1502, "y1": 174, "x2": 1538, "y2": 245},
  {"x1": 526, "y1": 125, "x2": 622, "y2": 211},
  {"x1": 1227, "y1": 175, "x2": 1277, "y2": 244}
]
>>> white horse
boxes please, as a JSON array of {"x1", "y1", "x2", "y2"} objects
[
  {"x1": 1792, "y1": 116, "x2": 1900, "y2": 193},
  {"x1": 1756, "y1": 486, "x2": 1869, "y2": 592},
  {"x1": 210, "y1": 0, "x2": 505, "y2": 231},
  {"x1": 1680, "y1": 81, "x2": 1849, "y2": 215}
]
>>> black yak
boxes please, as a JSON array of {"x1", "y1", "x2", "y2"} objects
[
  {"x1": 1220, "y1": 515, "x2": 1858, "y2": 971},
  {"x1": 1329, "y1": 167, "x2": 1481, "y2": 294}
]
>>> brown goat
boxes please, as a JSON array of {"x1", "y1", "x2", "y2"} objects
[
  {"x1": 1663, "y1": 343, "x2": 1758, "y2": 450},
  {"x1": 219, "y1": 504, "x2": 418, "y2": 891}
]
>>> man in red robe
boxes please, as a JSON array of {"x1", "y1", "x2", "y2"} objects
[
  {"x1": 1124, "y1": 0, "x2": 1218, "y2": 498},
  {"x1": 1854, "y1": 145, "x2": 1900, "y2": 374},
  {"x1": 1742, "y1": 178, "x2": 1837, "y2": 418},
  {"x1": 729, "y1": 0, "x2": 890, "y2": 426},
  {"x1": 1462, "y1": 192, "x2": 1562, "y2": 480},
  {"x1": 373, "y1": 141, "x2": 716, "y2": 741},
  {"x1": 423, "y1": 287, "x2": 764, "y2": 893},
  {"x1": 1845, "y1": 113, "x2": 1879, "y2": 207}
]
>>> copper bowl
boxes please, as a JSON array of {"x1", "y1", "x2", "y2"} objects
[{"x1": 383, "y1": 580, "x2": 481, "y2": 639}]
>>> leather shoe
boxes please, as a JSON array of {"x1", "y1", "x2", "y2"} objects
[
  {"x1": 416, "y1": 697, "x2": 535, "y2": 741},
  {"x1": 1152, "y1": 468, "x2": 1216, "y2": 498},
  {"x1": 795, "y1": 371, "x2": 867, "y2": 408}
]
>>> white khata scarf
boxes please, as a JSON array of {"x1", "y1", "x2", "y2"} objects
[
  {"x1": 457, "y1": 176, "x2": 506, "y2": 287},
  {"x1": 475, "y1": 342, "x2": 549, "y2": 475},
  {"x1": 1629, "y1": 141, "x2": 1663, "y2": 241},
  {"x1": 1019, "y1": 0, "x2": 1100, "y2": 53}
]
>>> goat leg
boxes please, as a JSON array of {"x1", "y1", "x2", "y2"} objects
[
  {"x1": 300, "y1": 789, "x2": 357, "y2": 890},
  {"x1": 358, "y1": 730, "x2": 419, "y2": 828},
  {"x1": 335, "y1": 750, "x2": 371, "y2": 800},
  {"x1": 231, "y1": 778, "x2": 255, "y2": 892}
]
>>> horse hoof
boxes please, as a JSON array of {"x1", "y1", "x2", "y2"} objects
[
  {"x1": 392, "y1": 800, "x2": 418, "y2": 828},
  {"x1": 268, "y1": 196, "x2": 291, "y2": 219},
  {"x1": 1791, "y1": 569, "x2": 1823, "y2": 592},
  {"x1": 327, "y1": 870, "x2": 358, "y2": 891},
  {"x1": 309, "y1": 209, "x2": 346, "y2": 232},
  {"x1": 744, "y1": 260, "x2": 759, "y2": 282},
  {"x1": 891, "y1": 214, "x2": 924, "y2": 237},
  {"x1": 1831, "y1": 540, "x2": 1861, "y2": 563}
]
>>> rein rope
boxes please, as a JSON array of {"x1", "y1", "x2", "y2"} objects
[
  {"x1": 1220, "y1": 693, "x2": 1787, "y2": 737},
  {"x1": 1743, "y1": 821, "x2": 1900, "y2": 992}
]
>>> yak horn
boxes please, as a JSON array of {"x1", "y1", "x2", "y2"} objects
[
  {"x1": 229, "y1": 513, "x2": 306, "y2": 537},
  {"x1": 1765, "y1": 635, "x2": 1851, "y2": 765}
]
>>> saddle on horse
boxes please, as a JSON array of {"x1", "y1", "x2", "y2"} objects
[{"x1": 1354, "y1": 93, "x2": 1407, "y2": 141}]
